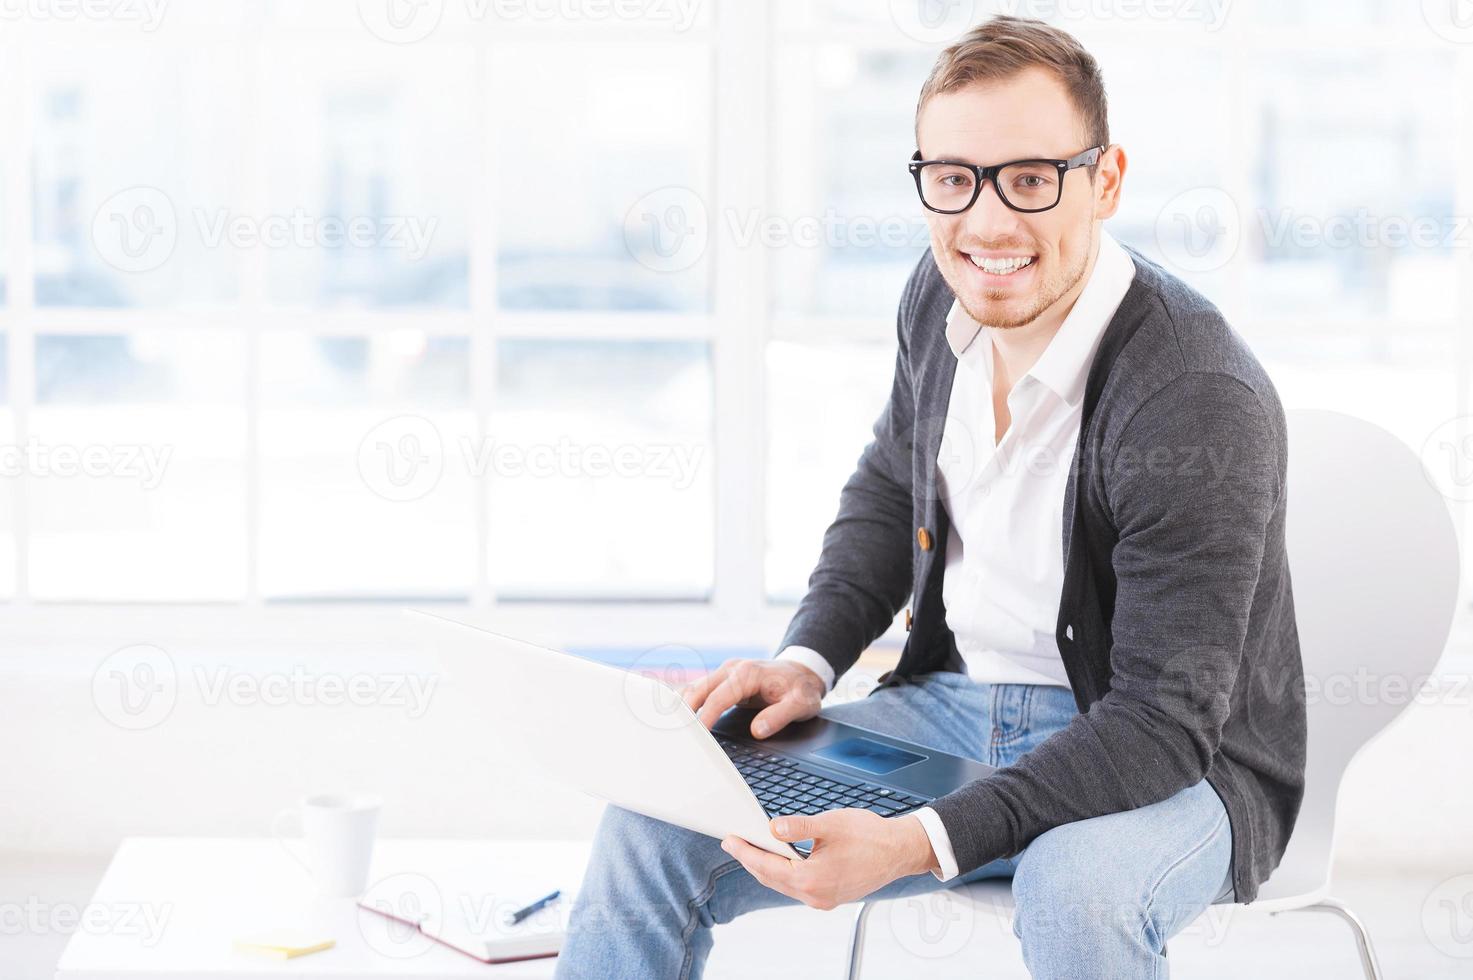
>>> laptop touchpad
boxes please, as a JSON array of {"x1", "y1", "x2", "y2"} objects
[{"x1": 812, "y1": 737, "x2": 926, "y2": 775}]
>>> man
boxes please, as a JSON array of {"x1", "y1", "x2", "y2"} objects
[{"x1": 557, "y1": 16, "x2": 1305, "y2": 979}]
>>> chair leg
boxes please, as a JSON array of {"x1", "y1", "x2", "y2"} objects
[
  {"x1": 1272, "y1": 898, "x2": 1384, "y2": 980},
  {"x1": 842, "y1": 900, "x2": 876, "y2": 980}
]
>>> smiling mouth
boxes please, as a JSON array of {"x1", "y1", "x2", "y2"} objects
[{"x1": 965, "y1": 253, "x2": 1036, "y2": 276}]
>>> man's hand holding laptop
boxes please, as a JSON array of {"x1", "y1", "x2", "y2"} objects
[{"x1": 680, "y1": 658, "x2": 942, "y2": 909}]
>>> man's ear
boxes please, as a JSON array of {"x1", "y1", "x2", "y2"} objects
[{"x1": 1094, "y1": 144, "x2": 1127, "y2": 220}]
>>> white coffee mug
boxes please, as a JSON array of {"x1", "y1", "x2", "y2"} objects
[{"x1": 272, "y1": 793, "x2": 382, "y2": 897}]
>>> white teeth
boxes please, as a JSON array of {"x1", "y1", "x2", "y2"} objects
[{"x1": 967, "y1": 254, "x2": 1034, "y2": 275}]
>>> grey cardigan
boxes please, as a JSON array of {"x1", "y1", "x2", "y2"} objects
[{"x1": 780, "y1": 244, "x2": 1306, "y2": 903}]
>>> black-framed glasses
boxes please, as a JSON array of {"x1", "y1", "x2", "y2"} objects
[{"x1": 908, "y1": 146, "x2": 1105, "y2": 215}]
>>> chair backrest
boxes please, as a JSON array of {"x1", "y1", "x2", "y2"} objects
[{"x1": 1257, "y1": 409, "x2": 1461, "y2": 902}]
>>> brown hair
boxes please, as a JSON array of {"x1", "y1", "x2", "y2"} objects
[{"x1": 916, "y1": 16, "x2": 1109, "y2": 150}]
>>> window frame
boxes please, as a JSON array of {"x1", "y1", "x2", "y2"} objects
[{"x1": 0, "y1": 6, "x2": 1468, "y2": 656}]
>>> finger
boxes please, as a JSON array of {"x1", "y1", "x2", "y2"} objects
[
  {"x1": 749, "y1": 695, "x2": 812, "y2": 739},
  {"x1": 768, "y1": 813, "x2": 829, "y2": 843},
  {"x1": 721, "y1": 836, "x2": 798, "y2": 887},
  {"x1": 680, "y1": 663, "x2": 731, "y2": 712},
  {"x1": 696, "y1": 662, "x2": 759, "y2": 729}
]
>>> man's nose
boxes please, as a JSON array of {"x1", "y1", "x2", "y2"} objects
[{"x1": 962, "y1": 178, "x2": 1024, "y2": 239}]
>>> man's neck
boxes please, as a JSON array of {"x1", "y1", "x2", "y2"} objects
[{"x1": 990, "y1": 236, "x2": 1101, "y2": 391}]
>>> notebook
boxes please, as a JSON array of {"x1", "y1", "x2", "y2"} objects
[{"x1": 356, "y1": 878, "x2": 570, "y2": 964}]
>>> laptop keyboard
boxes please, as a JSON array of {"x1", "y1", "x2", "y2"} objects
[{"x1": 714, "y1": 735, "x2": 930, "y2": 819}]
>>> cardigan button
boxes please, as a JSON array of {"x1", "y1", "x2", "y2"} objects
[{"x1": 916, "y1": 527, "x2": 932, "y2": 551}]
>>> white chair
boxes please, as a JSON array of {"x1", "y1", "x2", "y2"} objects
[{"x1": 844, "y1": 409, "x2": 1462, "y2": 979}]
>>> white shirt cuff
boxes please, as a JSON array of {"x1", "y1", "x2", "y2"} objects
[
  {"x1": 911, "y1": 806, "x2": 960, "y2": 882},
  {"x1": 774, "y1": 645, "x2": 835, "y2": 695}
]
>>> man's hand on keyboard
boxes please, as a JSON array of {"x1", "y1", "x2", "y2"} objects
[
  {"x1": 720, "y1": 809, "x2": 938, "y2": 910},
  {"x1": 680, "y1": 659, "x2": 825, "y2": 738}
]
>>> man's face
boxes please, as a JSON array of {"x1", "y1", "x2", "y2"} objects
[{"x1": 916, "y1": 67, "x2": 1120, "y2": 329}]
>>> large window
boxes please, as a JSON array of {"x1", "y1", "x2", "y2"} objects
[{"x1": 0, "y1": 1, "x2": 1468, "y2": 642}]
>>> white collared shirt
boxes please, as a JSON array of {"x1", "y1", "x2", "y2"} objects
[{"x1": 779, "y1": 231, "x2": 1137, "y2": 880}]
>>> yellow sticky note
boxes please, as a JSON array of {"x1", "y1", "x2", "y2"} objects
[{"x1": 234, "y1": 933, "x2": 336, "y2": 959}]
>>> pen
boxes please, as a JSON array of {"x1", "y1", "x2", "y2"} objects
[{"x1": 506, "y1": 889, "x2": 561, "y2": 925}]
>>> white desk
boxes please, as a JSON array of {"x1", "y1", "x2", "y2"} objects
[{"x1": 55, "y1": 838, "x2": 592, "y2": 979}]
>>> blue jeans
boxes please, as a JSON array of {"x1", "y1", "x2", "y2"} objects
[{"x1": 556, "y1": 671, "x2": 1233, "y2": 979}]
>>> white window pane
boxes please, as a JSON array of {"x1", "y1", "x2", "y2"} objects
[
  {"x1": 259, "y1": 333, "x2": 474, "y2": 599},
  {"x1": 1240, "y1": 51, "x2": 1459, "y2": 324},
  {"x1": 492, "y1": 45, "x2": 711, "y2": 313},
  {"x1": 1253, "y1": 0, "x2": 1427, "y2": 31},
  {"x1": 766, "y1": 341, "x2": 893, "y2": 601},
  {"x1": 1094, "y1": 46, "x2": 1236, "y2": 308},
  {"x1": 771, "y1": 45, "x2": 931, "y2": 321},
  {"x1": 28, "y1": 332, "x2": 247, "y2": 600},
  {"x1": 32, "y1": 45, "x2": 244, "y2": 307},
  {"x1": 490, "y1": 340, "x2": 713, "y2": 599},
  {"x1": 260, "y1": 45, "x2": 474, "y2": 308},
  {"x1": 0, "y1": 336, "x2": 13, "y2": 598}
]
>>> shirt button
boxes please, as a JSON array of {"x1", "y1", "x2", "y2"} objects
[{"x1": 917, "y1": 527, "x2": 933, "y2": 551}]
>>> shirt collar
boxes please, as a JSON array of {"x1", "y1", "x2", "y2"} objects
[{"x1": 943, "y1": 230, "x2": 1136, "y2": 408}]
